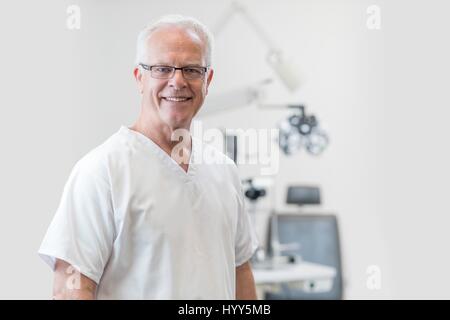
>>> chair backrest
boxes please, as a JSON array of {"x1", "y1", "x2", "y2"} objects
[
  {"x1": 265, "y1": 213, "x2": 343, "y2": 300},
  {"x1": 286, "y1": 186, "x2": 321, "y2": 205}
]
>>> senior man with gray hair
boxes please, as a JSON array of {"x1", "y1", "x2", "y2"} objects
[{"x1": 38, "y1": 14, "x2": 259, "y2": 300}]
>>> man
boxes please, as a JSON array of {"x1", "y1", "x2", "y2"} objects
[{"x1": 38, "y1": 15, "x2": 259, "y2": 300}]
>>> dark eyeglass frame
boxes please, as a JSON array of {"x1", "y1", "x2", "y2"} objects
[{"x1": 139, "y1": 63, "x2": 209, "y2": 80}]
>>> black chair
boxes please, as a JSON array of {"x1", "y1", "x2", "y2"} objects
[{"x1": 264, "y1": 213, "x2": 344, "y2": 300}]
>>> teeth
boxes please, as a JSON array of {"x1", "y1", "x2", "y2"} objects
[{"x1": 164, "y1": 97, "x2": 189, "y2": 102}]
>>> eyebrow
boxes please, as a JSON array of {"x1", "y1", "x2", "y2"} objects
[{"x1": 152, "y1": 62, "x2": 205, "y2": 67}]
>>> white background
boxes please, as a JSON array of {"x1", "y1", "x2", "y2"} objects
[{"x1": 0, "y1": 0, "x2": 449, "y2": 299}]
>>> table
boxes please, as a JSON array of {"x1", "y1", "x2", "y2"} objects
[{"x1": 252, "y1": 261, "x2": 337, "y2": 299}]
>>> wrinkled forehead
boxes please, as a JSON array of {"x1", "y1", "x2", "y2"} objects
[{"x1": 145, "y1": 26, "x2": 207, "y2": 65}]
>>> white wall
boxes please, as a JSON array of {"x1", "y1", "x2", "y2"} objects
[{"x1": 0, "y1": 0, "x2": 449, "y2": 299}]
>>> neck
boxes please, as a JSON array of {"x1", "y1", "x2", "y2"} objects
[{"x1": 130, "y1": 111, "x2": 192, "y2": 165}]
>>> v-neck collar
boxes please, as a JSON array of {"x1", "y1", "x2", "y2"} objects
[{"x1": 120, "y1": 125, "x2": 197, "y2": 182}]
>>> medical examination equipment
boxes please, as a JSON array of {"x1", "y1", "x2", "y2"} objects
[
  {"x1": 243, "y1": 178, "x2": 267, "y2": 202},
  {"x1": 264, "y1": 214, "x2": 343, "y2": 299},
  {"x1": 241, "y1": 178, "x2": 302, "y2": 269},
  {"x1": 278, "y1": 105, "x2": 329, "y2": 156},
  {"x1": 252, "y1": 186, "x2": 340, "y2": 299},
  {"x1": 202, "y1": 2, "x2": 329, "y2": 156},
  {"x1": 241, "y1": 178, "x2": 272, "y2": 264},
  {"x1": 264, "y1": 185, "x2": 324, "y2": 269},
  {"x1": 204, "y1": 2, "x2": 337, "y2": 297}
]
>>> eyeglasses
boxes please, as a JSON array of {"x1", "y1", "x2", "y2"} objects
[{"x1": 139, "y1": 63, "x2": 209, "y2": 80}]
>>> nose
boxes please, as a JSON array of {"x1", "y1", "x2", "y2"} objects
[{"x1": 168, "y1": 69, "x2": 187, "y2": 89}]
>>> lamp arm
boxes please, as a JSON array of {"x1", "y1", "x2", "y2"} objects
[{"x1": 212, "y1": 1, "x2": 280, "y2": 52}]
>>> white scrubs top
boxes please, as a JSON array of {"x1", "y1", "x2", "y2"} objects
[{"x1": 38, "y1": 126, "x2": 258, "y2": 299}]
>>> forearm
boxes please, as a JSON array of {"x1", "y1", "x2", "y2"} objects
[
  {"x1": 235, "y1": 261, "x2": 257, "y2": 300},
  {"x1": 53, "y1": 289, "x2": 96, "y2": 300},
  {"x1": 53, "y1": 259, "x2": 97, "y2": 300}
]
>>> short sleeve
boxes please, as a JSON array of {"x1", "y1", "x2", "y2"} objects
[
  {"x1": 38, "y1": 157, "x2": 115, "y2": 284},
  {"x1": 234, "y1": 179, "x2": 259, "y2": 267}
]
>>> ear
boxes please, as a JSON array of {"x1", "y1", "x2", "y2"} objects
[
  {"x1": 205, "y1": 68, "x2": 214, "y2": 95},
  {"x1": 134, "y1": 67, "x2": 144, "y2": 94}
]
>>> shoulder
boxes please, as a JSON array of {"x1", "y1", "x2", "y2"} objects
[{"x1": 71, "y1": 128, "x2": 133, "y2": 181}]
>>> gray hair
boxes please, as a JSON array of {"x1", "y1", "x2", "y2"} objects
[{"x1": 135, "y1": 14, "x2": 214, "y2": 67}]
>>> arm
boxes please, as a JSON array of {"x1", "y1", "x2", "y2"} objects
[
  {"x1": 53, "y1": 259, "x2": 97, "y2": 300},
  {"x1": 235, "y1": 261, "x2": 258, "y2": 300}
]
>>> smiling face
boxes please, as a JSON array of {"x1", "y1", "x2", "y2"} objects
[{"x1": 134, "y1": 25, "x2": 213, "y2": 130}]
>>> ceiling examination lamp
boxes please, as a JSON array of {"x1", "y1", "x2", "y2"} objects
[
  {"x1": 278, "y1": 105, "x2": 329, "y2": 156},
  {"x1": 202, "y1": 1, "x2": 330, "y2": 157}
]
